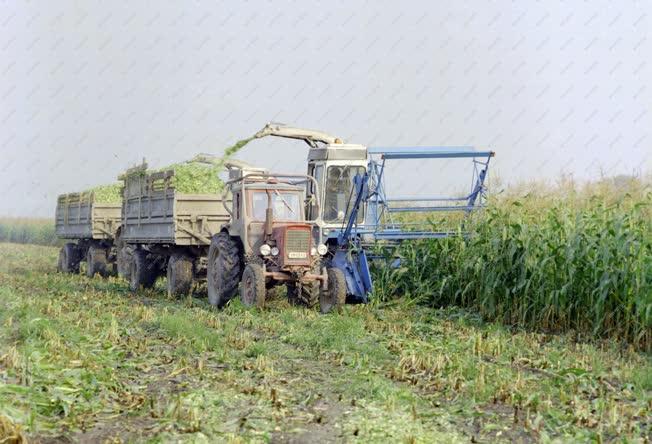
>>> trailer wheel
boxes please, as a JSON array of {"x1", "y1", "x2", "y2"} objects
[
  {"x1": 287, "y1": 281, "x2": 319, "y2": 308},
  {"x1": 57, "y1": 248, "x2": 64, "y2": 272},
  {"x1": 320, "y1": 268, "x2": 346, "y2": 314},
  {"x1": 117, "y1": 247, "x2": 133, "y2": 279},
  {"x1": 86, "y1": 245, "x2": 108, "y2": 277},
  {"x1": 167, "y1": 253, "x2": 193, "y2": 298},
  {"x1": 114, "y1": 229, "x2": 132, "y2": 279},
  {"x1": 207, "y1": 232, "x2": 242, "y2": 308},
  {"x1": 129, "y1": 249, "x2": 157, "y2": 291},
  {"x1": 240, "y1": 263, "x2": 266, "y2": 308},
  {"x1": 58, "y1": 243, "x2": 80, "y2": 274}
]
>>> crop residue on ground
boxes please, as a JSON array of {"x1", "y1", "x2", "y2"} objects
[{"x1": 0, "y1": 242, "x2": 649, "y2": 443}]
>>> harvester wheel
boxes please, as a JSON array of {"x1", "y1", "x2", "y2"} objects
[
  {"x1": 129, "y1": 249, "x2": 157, "y2": 291},
  {"x1": 240, "y1": 263, "x2": 266, "y2": 308},
  {"x1": 167, "y1": 253, "x2": 194, "y2": 298},
  {"x1": 58, "y1": 243, "x2": 80, "y2": 274},
  {"x1": 320, "y1": 268, "x2": 346, "y2": 314},
  {"x1": 86, "y1": 245, "x2": 108, "y2": 278},
  {"x1": 207, "y1": 232, "x2": 242, "y2": 308},
  {"x1": 287, "y1": 281, "x2": 319, "y2": 308}
]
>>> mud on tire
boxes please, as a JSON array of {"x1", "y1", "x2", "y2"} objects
[
  {"x1": 320, "y1": 268, "x2": 346, "y2": 314},
  {"x1": 241, "y1": 263, "x2": 266, "y2": 308},
  {"x1": 207, "y1": 232, "x2": 242, "y2": 308},
  {"x1": 287, "y1": 281, "x2": 319, "y2": 308}
]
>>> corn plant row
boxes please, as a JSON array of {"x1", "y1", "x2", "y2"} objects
[{"x1": 374, "y1": 185, "x2": 652, "y2": 351}]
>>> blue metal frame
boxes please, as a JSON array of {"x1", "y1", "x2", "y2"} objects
[
  {"x1": 363, "y1": 147, "x2": 493, "y2": 242},
  {"x1": 328, "y1": 146, "x2": 494, "y2": 302}
]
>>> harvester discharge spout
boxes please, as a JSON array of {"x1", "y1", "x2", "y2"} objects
[{"x1": 253, "y1": 122, "x2": 343, "y2": 148}]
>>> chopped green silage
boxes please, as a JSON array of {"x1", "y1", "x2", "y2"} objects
[
  {"x1": 162, "y1": 162, "x2": 225, "y2": 194},
  {"x1": 152, "y1": 137, "x2": 255, "y2": 194},
  {"x1": 88, "y1": 183, "x2": 122, "y2": 203}
]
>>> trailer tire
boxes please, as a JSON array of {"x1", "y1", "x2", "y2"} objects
[
  {"x1": 114, "y1": 229, "x2": 132, "y2": 279},
  {"x1": 240, "y1": 263, "x2": 266, "y2": 308},
  {"x1": 320, "y1": 268, "x2": 346, "y2": 314},
  {"x1": 129, "y1": 249, "x2": 157, "y2": 291},
  {"x1": 117, "y1": 247, "x2": 133, "y2": 279},
  {"x1": 167, "y1": 253, "x2": 193, "y2": 298},
  {"x1": 287, "y1": 281, "x2": 319, "y2": 308},
  {"x1": 86, "y1": 245, "x2": 108, "y2": 277},
  {"x1": 207, "y1": 232, "x2": 242, "y2": 308},
  {"x1": 58, "y1": 243, "x2": 80, "y2": 274}
]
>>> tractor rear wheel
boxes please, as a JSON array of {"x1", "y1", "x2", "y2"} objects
[
  {"x1": 240, "y1": 263, "x2": 266, "y2": 308},
  {"x1": 129, "y1": 249, "x2": 158, "y2": 291},
  {"x1": 207, "y1": 232, "x2": 242, "y2": 308},
  {"x1": 58, "y1": 243, "x2": 80, "y2": 274},
  {"x1": 86, "y1": 245, "x2": 108, "y2": 277},
  {"x1": 287, "y1": 281, "x2": 319, "y2": 308},
  {"x1": 320, "y1": 268, "x2": 346, "y2": 314},
  {"x1": 167, "y1": 253, "x2": 194, "y2": 297}
]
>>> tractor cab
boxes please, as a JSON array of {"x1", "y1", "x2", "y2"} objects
[{"x1": 228, "y1": 178, "x2": 321, "y2": 265}]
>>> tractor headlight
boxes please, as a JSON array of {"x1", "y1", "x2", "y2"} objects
[
  {"x1": 271, "y1": 246, "x2": 280, "y2": 256},
  {"x1": 260, "y1": 244, "x2": 271, "y2": 256},
  {"x1": 311, "y1": 247, "x2": 317, "y2": 256},
  {"x1": 317, "y1": 243, "x2": 328, "y2": 256}
]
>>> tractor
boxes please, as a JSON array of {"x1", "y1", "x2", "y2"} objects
[
  {"x1": 206, "y1": 165, "x2": 346, "y2": 313},
  {"x1": 252, "y1": 123, "x2": 495, "y2": 303}
]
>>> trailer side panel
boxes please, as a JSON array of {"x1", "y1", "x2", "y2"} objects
[
  {"x1": 121, "y1": 170, "x2": 230, "y2": 246},
  {"x1": 55, "y1": 193, "x2": 121, "y2": 240}
]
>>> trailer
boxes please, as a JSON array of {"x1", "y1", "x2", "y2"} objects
[
  {"x1": 117, "y1": 163, "x2": 233, "y2": 295},
  {"x1": 55, "y1": 191, "x2": 121, "y2": 276}
]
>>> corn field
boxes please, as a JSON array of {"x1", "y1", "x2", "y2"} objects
[
  {"x1": 0, "y1": 217, "x2": 61, "y2": 247},
  {"x1": 374, "y1": 178, "x2": 652, "y2": 351}
]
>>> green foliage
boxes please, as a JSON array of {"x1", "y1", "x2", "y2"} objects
[
  {"x1": 160, "y1": 162, "x2": 226, "y2": 194},
  {"x1": 88, "y1": 183, "x2": 122, "y2": 203},
  {"x1": 224, "y1": 137, "x2": 253, "y2": 158},
  {"x1": 0, "y1": 218, "x2": 61, "y2": 246},
  {"x1": 376, "y1": 182, "x2": 652, "y2": 350},
  {"x1": 153, "y1": 137, "x2": 255, "y2": 194}
]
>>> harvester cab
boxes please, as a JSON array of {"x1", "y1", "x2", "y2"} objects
[
  {"x1": 206, "y1": 164, "x2": 345, "y2": 313},
  {"x1": 254, "y1": 123, "x2": 368, "y2": 236}
]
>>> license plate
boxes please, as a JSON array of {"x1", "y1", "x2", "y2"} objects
[{"x1": 288, "y1": 252, "x2": 307, "y2": 259}]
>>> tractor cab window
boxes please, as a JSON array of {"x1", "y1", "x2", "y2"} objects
[
  {"x1": 251, "y1": 190, "x2": 302, "y2": 222},
  {"x1": 324, "y1": 166, "x2": 365, "y2": 223}
]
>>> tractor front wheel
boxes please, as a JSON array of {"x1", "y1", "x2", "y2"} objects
[
  {"x1": 240, "y1": 263, "x2": 266, "y2": 308},
  {"x1": 287, "y1": 280, "x2": 319, "y2": 308},
  {"x1": 320, "y1": 268, "x2": 346, "y2": 314}
]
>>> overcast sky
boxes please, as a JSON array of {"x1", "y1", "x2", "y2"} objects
[{"x1": 1, "y1": 0, "x2": 649, "y2": 217}]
